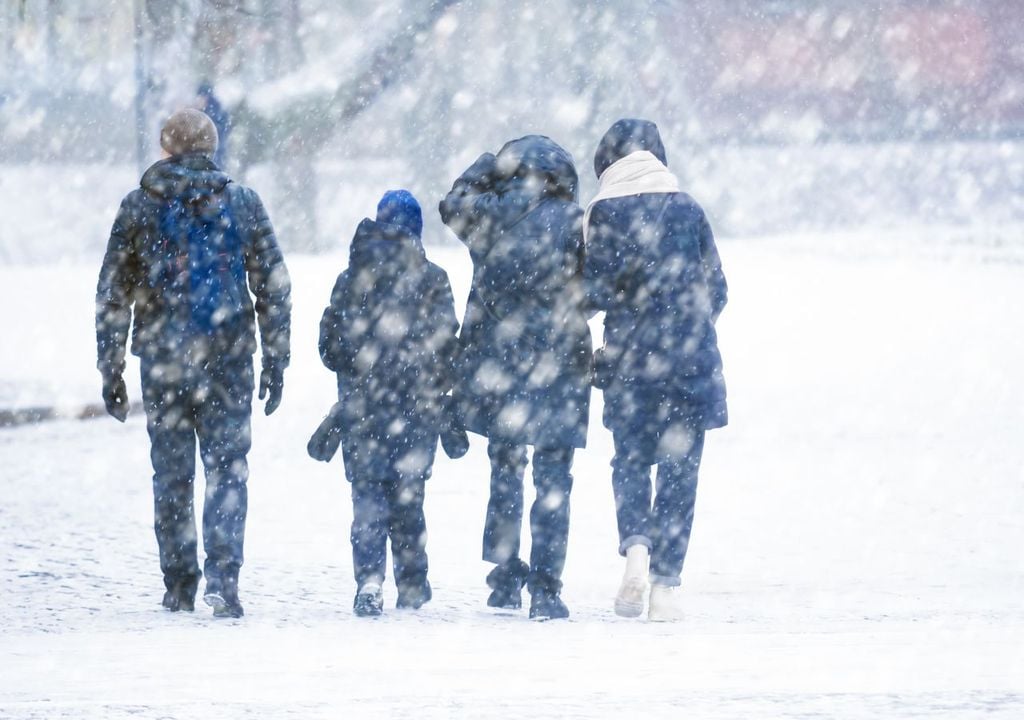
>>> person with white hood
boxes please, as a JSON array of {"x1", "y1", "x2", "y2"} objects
[{"x1": 584, "y1": 119, "x2": 728, "y2": 621}]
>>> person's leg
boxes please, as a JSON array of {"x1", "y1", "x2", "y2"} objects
[
  {"x1": 351, "y1": 476, "x2": 390, "y2": 587},
  {"x1": 527, "y1": 446, "x2": 574, "y2": 619},
  {"x1": 195, "y1": 357, "x2": 253, "y2": 617},
  {"x1": 343, "y1": 427, "x2": 391, "y2": 616},
  {"x1": 482, "y1": 439, "x2": 527, "y2": 564},
  {"x1": 388, "y1": 475, "x2": 430, "y2": 608},
  {"x1": 649, "y1": 429, "x2": 704, "y2": 584},
  {"x1": 610, "y1": 432, "x2": 655, "y2": 617},
  {"x1": 142, "y1": 366, "x2": 200, "y2": 611},
  {"x1": 648, "y1": 429, "x2": 705, "y2": 621},
  {"x1": 611, "y1": 432, "x2": 655, "y2": 554},
  {"x1": 482, "y1": 439, "x2": 529, "y2": 608}
]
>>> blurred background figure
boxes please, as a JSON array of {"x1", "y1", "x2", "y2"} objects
[{"x1": 196, "y1": 80, "x2": 230, "y2": 169}]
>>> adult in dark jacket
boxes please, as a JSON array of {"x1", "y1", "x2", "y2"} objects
[
  {"x1": 439, "y1": 135, "x2": 592, "y2": 620},
  {"x1": 95, "y1": 108, "x2": 291, "y2": 618},
  {"x1": 318, "y1": 190, "x2": 460, "y2": 617},
  {"x1": 584, "y1": 119, "x2": 727, "y2": 622}
]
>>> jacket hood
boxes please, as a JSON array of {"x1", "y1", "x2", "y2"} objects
[
  {"x1": 594, "y1": 119, "x2": 668, "y2": 179},
  {"x1": 140, "y1": 154, "x2": 231, "y2": 202},
  {"x1": 349, "y1": 218, "x2": 427, "y2": 270},
  {"x1": 495, "y1": 134, "x2": 578, "y2": 202}
]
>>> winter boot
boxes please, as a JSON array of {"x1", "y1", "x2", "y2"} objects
[
  {"x1": 354, "y1": 582, "x2": 384, "y2": 617},
  {"x1": 204, "y1": 576, "x2": 244, "y2": 619},
  {"x1": 614, "y1": 545, "x2": 649, "y2": 618},
  {"x1": 396, "y1": 579, "x2": 432, "y2": 610},
  {"x1": 647, "y1": 583, "x2": 684, "y2": 622},
  {"x1": 161, "y1": 575, "x2": 198, "y2": 612},
  {"x1": 162, "y1": 587, "x2": 196, "y2": 613},
  {"x1": 529, "y1": 590, "x2": 570, "y2": 621},
  {"x1": 485, "y1": 558, "x2": 530, "y2": 610}
]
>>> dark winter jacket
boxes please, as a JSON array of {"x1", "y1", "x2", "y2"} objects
[
  {"x1": 439, "y1": 135, "x2": 592, "y2": 449},
  {"x1": 318, "y1": 217, "x2": 459, "y2": 444},
  {"x1": 585, "y1": 120, "x2": 727, "y2": 461},
  {"x1": 95, "y1": 154, "x2": 291, "y2": 377}
]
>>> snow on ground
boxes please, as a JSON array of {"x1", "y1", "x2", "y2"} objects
[{"x1": 1, "y1": 235, "x2": 1023, "y2": 718}]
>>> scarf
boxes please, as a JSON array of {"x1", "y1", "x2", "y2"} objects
[{"x1": 583, "y1": 150, "x2": 680, "y2": 244}]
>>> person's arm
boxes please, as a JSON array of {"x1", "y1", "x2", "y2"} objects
[
  {"x1": 439, "y1": 153, "x2": 533, "y2": 254},
  {"x1": 242, "y1": 189, "x2": 291, "y2": 367},
  {"x1": 432, "y1": 271, "x2": 460, "y2": 393},
  {"x1": 318, "y1": 271, "x2": 354, "y2": 376},
  {"x1": 582, "y1": 202, "x2": 624, "y2": 314},
  {"x1": 438, "y1": 152, "x2": 500, "y2": 243},
  {"x1": 697, "y1": 211, "x2": 728, "y2": 322},
  {"x1": 95, "y1": 197, "x2": 138, "y2": 421},
  {"x1": 241, "y1": 189, "x2": 291, "y2": 414},
  {"x1": 429, "y1": 269, "x2": 469, "y2": 459}
]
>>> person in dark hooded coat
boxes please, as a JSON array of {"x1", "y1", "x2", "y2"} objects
[
  {"x1": 95, "y1": 108, "x2": 291, "y2": 619},
  {"x1": 439, "y1": 135, "x2": 592, "y2": 620},
  {"x1": 318, "y1": 190, "x2": 461, "y2": 617},
  {"x1": 584, "y1": 119, "x2": 727, "y2": 622}
]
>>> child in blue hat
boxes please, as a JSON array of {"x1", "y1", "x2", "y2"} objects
[{"x1": 312, "y1": 189, "x2": 467, "y2": 616}]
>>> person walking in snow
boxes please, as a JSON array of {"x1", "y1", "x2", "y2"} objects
[
  {"x1": 314, "y1": 190, "x2": 465, "y2": 617},
  {"x1": 584, "y1": 119, "x2": 728, "y2": 622},
  {"x1": 439, "y1": 136, "x2": 593, "y2": 620},
  {"x1": 95, "y1": 108, "x2": 291, "y2": 618}
]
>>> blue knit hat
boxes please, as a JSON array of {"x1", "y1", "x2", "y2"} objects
[{"x1": 376, "y1": 189, "x2": 423, "y2": 237}]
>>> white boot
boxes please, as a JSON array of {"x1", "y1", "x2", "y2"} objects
[
  {"x1": 614, "y1": 545, "x2": 649, "y2": 617},
  {"x1": 648, "y1": 583, "x2": 684, "y2": 622}
]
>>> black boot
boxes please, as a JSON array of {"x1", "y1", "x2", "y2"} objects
[
  {"x1": 528, "y1": 571, "x2": 569, "y2": 620},
  {"x1": 204, "y1": 575, "x2": 244, "y2": 618},
  {"x1": 396, "y1": 579, "x2": 432, "y2": 610},
  {"x1": 529, "y1": 591, "x2": 570, "y2": 620},
  {"x1": 161, "y1": 574, "x2": 198, "y2": 612},
  {"x1": 485, "y1": 558, "x2": 530, "y2": 610},
  {"x1": 354, "y1": 583, "x2": 384, "y2": 617}
]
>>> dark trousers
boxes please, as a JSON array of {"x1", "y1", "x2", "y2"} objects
[
  {"x1": 611, "y1": 428, "x2": 705, "y2": 587},
  {"x1": 349, "y1": 476, "x2": 428, "y2": 592},
  {"x1": 342, "y1": 429, "x2": 434, "y2": 592},
  {"x1": 483, "y1": 440, "x2": 574, "y2": 594},
  {"x1": 141, "y1": 355, "x2": 253, "y2": 594}
]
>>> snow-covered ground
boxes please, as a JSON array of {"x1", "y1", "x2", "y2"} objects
[{"x1": 2, "y1": 234, "x2": 1023, "y2": 718}]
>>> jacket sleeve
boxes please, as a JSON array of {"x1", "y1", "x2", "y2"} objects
[
  {"x1": 430, "y1": 270, "x2": 460, "y2": 393},
  {"x1": 697, "y1": 212, "x2": 728, "y2": 322},
  {"x1": 95, "y1": 197, "x2": 138, "y2": 377},
  {"x1": 438, "y1": 152, "x2": 505, "y2": 244},
  {"x1": 241, "y1": 189, "x2": 292, "y2": 368},
  {"x1": 582, "y1": 202, "x2": 623, "y2": 314},
  {"x1": 318, "y1": 271, "x2": 353, "y2": 376}
]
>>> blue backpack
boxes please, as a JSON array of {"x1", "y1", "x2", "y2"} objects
[{"x1": 160, "y1": 195, "x2": 247, "y2": 335}]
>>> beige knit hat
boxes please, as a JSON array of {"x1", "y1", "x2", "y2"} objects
[{"x1": 160, "y1": 108, "x2": 219, "y2": 157}]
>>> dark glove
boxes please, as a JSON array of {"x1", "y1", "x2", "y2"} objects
[
  {"x1": 592, "y1": 347, "x2": 613, "y2": 390},
  {"x1": 307, "y1": 402, "x2": 344, "y2": 463},
  {"x1": 439, "y1": 397, "x2": 469, "y2": 459},
  {"x1": 258, "y1": 364, "x2": 285, "y2": 416},
  {"x1": 101, "y1": 373, "x2": 129, "y2": 422},
  {"x1": 441, "y1": 427, "x2": 470, "y2": 460},
  {"x1": 464, "y1": 152, "x2": 499, "y2": 188}
]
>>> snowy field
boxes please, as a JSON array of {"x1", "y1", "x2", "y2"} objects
[{"x1": 2, "y1": 233, "x2": 1023, "y2": 718}]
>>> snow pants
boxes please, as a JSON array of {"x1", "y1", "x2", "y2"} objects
[
  {"x1": 141, "y1": 355, "x2": 253, "y2": 596},
  {"x1": 342, "y1": 429, "x2": 435, "y2": 594},
  {"x1": 483, "y1": 440, "x2": 574, "y2": 594},
  {"x1": 611, "y1": 428, "x2": 705, "y2": 587}
]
